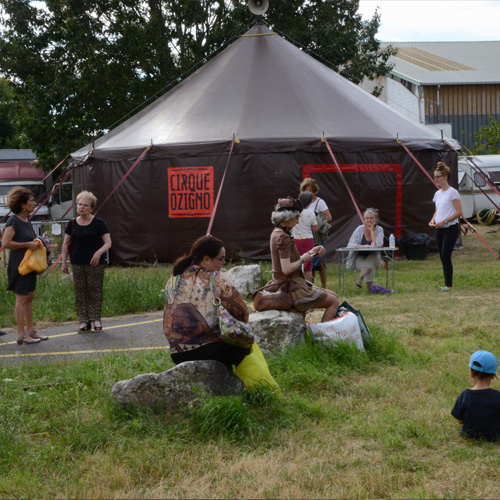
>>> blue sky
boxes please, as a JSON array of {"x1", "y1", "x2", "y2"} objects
[{"x1": 358, "y1": 0, "x2": 500, "y2": 42}]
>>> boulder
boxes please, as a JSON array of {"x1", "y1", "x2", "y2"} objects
[
  {"x1": 111, "y1": 360, "x2": 245, "y2": 411},
  {"x1": 249, "y1": 310, "x2": 307, "y2": 353},
  {"x1": 225, "y1": 264, "x2": 263, "y2": 297}
]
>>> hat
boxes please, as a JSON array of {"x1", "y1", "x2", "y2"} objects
[
  {"x1": 469, "y1": 350, "x2": 498, "y2": 375},
  {"x1": 271, "y1": 197, "x2": 303, "y2": 225}
]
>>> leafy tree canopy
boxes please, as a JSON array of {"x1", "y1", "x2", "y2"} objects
[
  {"x1": 471, "y1": 117, "x2": 500, "y2": 155},
  {"x1": 0, "y1": 0, "x2": 394, "y2": 168},
  {"x1": 0, "y1": 78, "x2": 22, "y2": 148}
]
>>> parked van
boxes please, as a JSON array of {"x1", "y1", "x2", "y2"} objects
[
  {"x1": 0, "y1": 149, "x2": 73, "y2": 222},
  {"x1": 458, "y1": 155, "x2": 500, "y2": 220}
]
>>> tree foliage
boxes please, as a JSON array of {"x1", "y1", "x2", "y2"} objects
[
  {"x1": 0, "y1": 78, "x2": 22, "y2": 148},
  {"x1": 471, "y1": 117, "x2": 500, "y2": 155},
  {"x1": 0, "y1": 0, "x2": 394, "y2": 168}
]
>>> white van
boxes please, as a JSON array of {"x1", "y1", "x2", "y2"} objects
[{"x1": 458, "y1": 155, "x2": 500, "y2": 220}]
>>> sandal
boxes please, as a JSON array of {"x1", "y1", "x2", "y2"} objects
[
  {"x1": 93, "y1": 321, "x2": 103, "y2": 332},
  {"x1": 355, "y1": 276, "x2": 363, "y2": 288},
  {"x1": 77, "y1": 322, "x2": 92, "y2": 333},
  {"x1": 16, "y1": 334, "x2": 41, "y2": 345},
  {"x1": 29, "y1": 330, "x2": 49, "y2": 341}
]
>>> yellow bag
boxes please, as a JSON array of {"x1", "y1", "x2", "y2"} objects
[
  {"x1": 18, "y1": 245, "x2": 47, "y2": 275},
  {"x1": 235, "y1": 342, "x2": 280, "y2": 392}
]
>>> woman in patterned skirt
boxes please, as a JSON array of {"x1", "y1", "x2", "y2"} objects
[{"x1": 61, "y1": 191, "x2": 111, "y2": 332}]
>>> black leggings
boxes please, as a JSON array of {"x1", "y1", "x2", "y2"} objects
[
  {"x1": 435, "y1": 224, "x2": 460, "y2": 287},
  {"x1": 171, "y1": 341, "x2": 251, "y2": 367}
]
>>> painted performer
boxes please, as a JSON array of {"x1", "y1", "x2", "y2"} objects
[
  {"x1": 269, "y1": 197, "x2": 338, "y2": 321},
  {"x1": 428, "y1": 161, "x2": 462, "y2": 291}
]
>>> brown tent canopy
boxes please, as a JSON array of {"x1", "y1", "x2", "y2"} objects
[{"x1": 71, "y1": 23, "x2": 457, "y2": 264}]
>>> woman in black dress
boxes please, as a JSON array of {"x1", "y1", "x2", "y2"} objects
[
  {"x1": 2, "y1": 187, "x2": 49, "y2": 344},
  {"x1": 61, "y1": 191, "x2": 112, "y2": 332}
]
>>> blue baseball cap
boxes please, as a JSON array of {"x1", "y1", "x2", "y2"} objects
[{"x1": 469, "y1": 351, "x2": 498, "y2": 375}]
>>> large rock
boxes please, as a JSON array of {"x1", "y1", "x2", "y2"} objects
[
  {"x1": 249, "y1": 310, "x2": 307, "y2": 353},
  {"x1": 111, "y1": 360, "x2": 245, "y2": 411},
  {"x1": 225, "y1": 264, "x2": 263, "y2": 298}
]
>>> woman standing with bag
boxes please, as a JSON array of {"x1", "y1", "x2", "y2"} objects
[
  {"x1": 61, "y1": 191, "x2": 111, "y2": 332},
  {"x1": 267, "y1": 197, "x2": 338, "y2": 321},
  {"x1": 2, "y1": 187, "x2": 48, "y2": 344},
  {"x1": 428, "y1": 161, "x2": 463, "y2": 291},
  {"x1": 163, "y1": 235, "x2": 253, "y2": 366}
]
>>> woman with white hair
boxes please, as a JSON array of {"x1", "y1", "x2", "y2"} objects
[
  {"x1": 61, "y1": 191, "x2": 112, "y2": 332},
  {"x1": 346, "y1": 208, "x2": 384, "y2": 291},
  {"x1": 269, "y1": 197, "x2": 338, "y2": 321}
]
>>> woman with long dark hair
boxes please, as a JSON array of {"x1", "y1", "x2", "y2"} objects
[
  {"x1": 429, "y1": 161, "x2": 463, "y2": 290},
  {"x1": 163, "y1": 235, "x2": 252, "y2": 366}
]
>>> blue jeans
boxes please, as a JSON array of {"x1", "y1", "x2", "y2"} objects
[{"x1": 435, "y1": 224, "x2": 460, "y2": 287}]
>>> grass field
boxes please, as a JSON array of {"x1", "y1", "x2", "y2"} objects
[{"x1": 0, "y1": 225, "x2": 499, "y2": 499}]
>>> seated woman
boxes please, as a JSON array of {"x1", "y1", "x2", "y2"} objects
[
  {"x1": 269, "y1": 198, "x2": 338, "y2": 322},
  {"x1": 346, "y1": 207, "x2": 384, "y2": 291},
  {"x1": 164, "y1": 235, "x2": 252, "y2": 367}
]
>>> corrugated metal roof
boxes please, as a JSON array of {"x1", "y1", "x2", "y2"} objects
[
  {"x1": 382, "y1": 41, "x2": 500, "y2": 85},
  {"x1": 0, "y1": 149, "x2": 36, "y2": 162}
]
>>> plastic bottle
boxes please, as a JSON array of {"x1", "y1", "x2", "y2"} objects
[{"x1": 389, "y1": 234, "x2": 395, "y2": 248}]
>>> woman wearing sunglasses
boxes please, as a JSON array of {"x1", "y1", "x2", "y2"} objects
[
  {"x1": 163, "y1": 235, "x2": 252, "y2": 366},
  {"x1": 428, "y1": 161, "x2": 463, "y2": 291}
]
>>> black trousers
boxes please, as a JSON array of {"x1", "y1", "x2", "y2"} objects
[
  {"x1": 171, "y1": 341, "x2": 251, "y2": 367},
  {"x1": 436, "y1": 224, "x2": 460, "y2": 287}
]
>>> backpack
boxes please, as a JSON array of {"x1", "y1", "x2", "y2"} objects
[{"x1": 314, "y1": 200, "x2": 331, "y2": 244}]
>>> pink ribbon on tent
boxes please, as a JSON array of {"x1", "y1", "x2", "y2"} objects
[
  {"x1": 94, "y1": 146, "x2": 151, "y2": 215},
  {"x1": 399, "y1": 139, "x2": 498, "y2": 260},
  {"x1": 206, "y1": 140, "x2": 236, "y2": 236},
  {"x1": 397, "y1": 139, "x2": 440, "y2": 189},
  {"x1": 322, "y1": 137, "x2": 364, "y2": 223}
]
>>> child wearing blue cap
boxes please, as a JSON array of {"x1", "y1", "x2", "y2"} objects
[{"x1": 451, "y1": 350, "x2": 500, "y2": 441}]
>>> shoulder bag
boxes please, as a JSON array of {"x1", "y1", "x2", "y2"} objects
[
  {"x1": 250, "y1": 279, "x2": 293, "y2": 312},
  {"x1": 210, "y1": 276, "x2": 254, "y2": 349}
]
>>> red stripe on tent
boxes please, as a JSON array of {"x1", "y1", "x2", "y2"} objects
[
  {"x1": 322, "y1": 139, "x2": 364, "y2": 223},
  {"x1": 94, "y1": 146, "x2": 150, "y2": 215},
  {"x1": 206, "y1": 140, "x2": 236, "y2": 236},
  {"x1": 303, "y1": 163, "x2": 403, "y2": 242}
]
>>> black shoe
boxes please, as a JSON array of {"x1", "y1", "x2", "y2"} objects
[{"x1": 0, "y1": 330, "x2": 7, "y2": 336}]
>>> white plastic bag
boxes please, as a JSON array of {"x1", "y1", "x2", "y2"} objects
[{"x1": 307, "y1": 311, "x2": 365, "y2": 352}]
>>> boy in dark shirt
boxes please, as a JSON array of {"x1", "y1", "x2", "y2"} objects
[{"x1": 451, "y1": 350, "x2": 500, "y2": 441}]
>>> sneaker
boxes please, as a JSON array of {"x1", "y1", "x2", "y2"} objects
[
  {"x1": 0, "y1": 330, "x2": 7, "y2": 336},
  {"x1": 440, "y1": 286, "x2": 452, "y2": 291}
]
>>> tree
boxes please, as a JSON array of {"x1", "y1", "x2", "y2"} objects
[
  {"x1": 0, "y1": 78, "x2": 22, "y2": 148},
  {"x1": 471, "y1": 117, "x2": 500, "y2": 155},
  {"x1": 0, "y1": 0, "x2": 394, "y2": 168}
]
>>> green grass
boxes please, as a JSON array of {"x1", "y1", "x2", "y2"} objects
[{"x1": 0, "y1": 225, "x2": 500, "y2": 498}]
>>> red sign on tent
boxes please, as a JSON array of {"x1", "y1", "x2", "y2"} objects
[{"x1": 168, "y1": 166, "x2": 214, "y2": 218}]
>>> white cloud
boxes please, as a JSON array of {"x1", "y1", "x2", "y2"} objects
[{"x1": 358, "y1": 0, "x2": 500, "y2": 42}]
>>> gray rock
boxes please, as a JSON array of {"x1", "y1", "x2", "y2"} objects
[
  {"x1": 225, "y1": 264, "x2": 263, "y2": 298},
  {"x1": 249, "y1": 310, "x2": 307, "y2": 353},
  {"x1": 111, "y1": 360, "x2": 245, "y2": 411}
]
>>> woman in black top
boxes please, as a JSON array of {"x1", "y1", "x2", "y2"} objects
[
  {"x1": 2, "y1": 187, "x2": 49, "y2": 344},
  {"x1": 62, "y1": 191, "x2": 112, "y2": 332}
]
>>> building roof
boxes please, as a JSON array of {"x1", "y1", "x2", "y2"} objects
[
  {"x1": 382, "y1": 41, "x2": 500, "y2": 85},
  {"x1": 0, "y1": 149, "x2": 36, "y2": 162}
]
